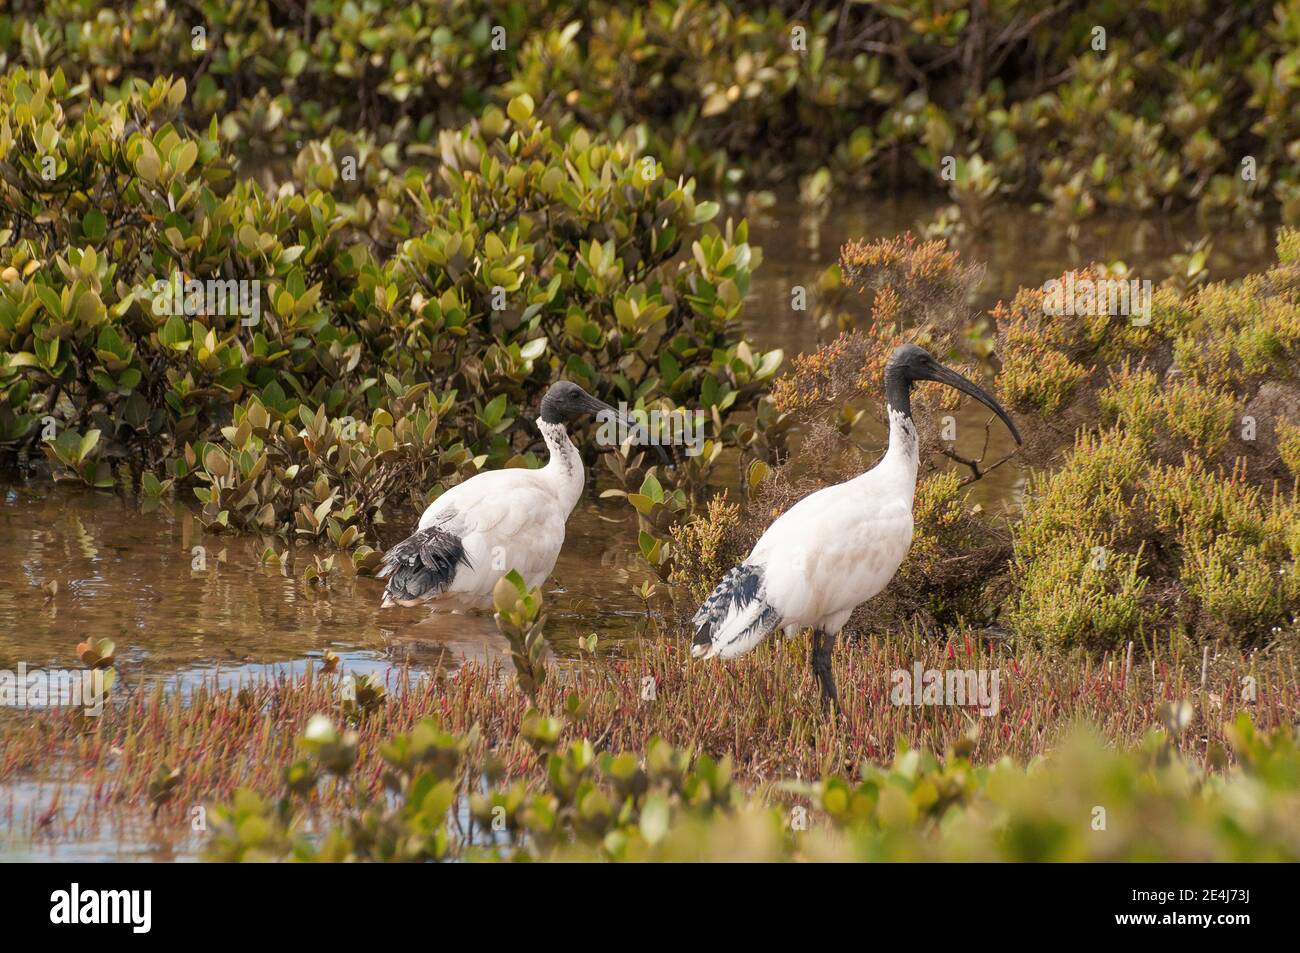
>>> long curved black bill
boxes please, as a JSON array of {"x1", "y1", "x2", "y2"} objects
[
  {"x1": 591, "y1": 400, "x2": 674, "y2": 466},
  {"x1": 926, "y1": 364, "x2": 1022, "y2": 445}
]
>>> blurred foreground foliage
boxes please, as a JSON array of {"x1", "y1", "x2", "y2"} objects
[
  {"x1": 206, "y1": 707, "x2": 1300, "y2": 861},
  {"x1": 197, "y1": 582, "x2": 1300, "y2": 862}
]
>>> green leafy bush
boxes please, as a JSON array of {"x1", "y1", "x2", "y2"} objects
[
  {"x1": 0, "y1": 69, "x2": 781, "y2": 556},
  {"x1": 4, "y1": 1, "x2": 1298, "y2": 223}
]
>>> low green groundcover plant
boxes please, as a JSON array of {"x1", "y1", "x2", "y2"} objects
[{"x1": 204, "y1": 707, "x2": 1300, "y2": 862}]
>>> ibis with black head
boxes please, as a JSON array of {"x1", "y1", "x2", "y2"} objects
[
  {"x1": 689, "y1": 344, "x2": 1022, "y2": 711},
  {"x1": 380, "y1": 381, "x2": 646, "y2": 609}
]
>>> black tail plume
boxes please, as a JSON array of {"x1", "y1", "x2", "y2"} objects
[{"x1": 379, "y1": 526, "x2": 470, "y2": 607}]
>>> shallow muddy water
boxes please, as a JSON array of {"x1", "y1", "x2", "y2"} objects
[
  {"x1": 0, "y1": 480, "x2": 653, "y2": 684},
  {"x1": 0, "y1": 196, "x2": 1279, "y2": 685}
]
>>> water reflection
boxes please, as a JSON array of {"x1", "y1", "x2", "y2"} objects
[{"x1": 0, "y1": 481, "x2": 651, "y2": 687}]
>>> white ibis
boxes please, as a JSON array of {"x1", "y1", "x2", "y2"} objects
[
  {"x1": 380, "y1": 381, "x2": 632, "y2": 609},
  {"x1": 690, "y1": 344, "x2": 1022, "y2": 710}
]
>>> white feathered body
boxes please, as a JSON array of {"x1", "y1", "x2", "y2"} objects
[
  {"x1": 692, "y1": 409, "x2": 919, "y2": 658},
  {"x1": 380, "y1": 419, "x2": 584, "y2": 610},
  {"x1": 755, "y1": 468, "x2": 914, "y2": 631}
]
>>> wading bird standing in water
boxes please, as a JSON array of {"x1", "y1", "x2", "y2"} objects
[
  {"x1": 689, "y1": 344, "x2": 1022, "y2": 711},
  {"x1": 380, "y1": 382, "x2": 632, "y2": 609}
]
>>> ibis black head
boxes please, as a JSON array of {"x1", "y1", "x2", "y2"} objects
[
  {"x1": 538, "y1": 380, "x2": 674, "y2": 465},
  {"x1": 540, "y1": 381, "x2": 617, "y2": 425},
  {"x1": 885, "y1": 344, "x2": 1022, "y2": 445}
]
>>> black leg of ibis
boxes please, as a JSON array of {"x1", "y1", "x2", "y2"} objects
[{"x1": 810, "y1": 628, "x2": 839, "y2": 715}]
